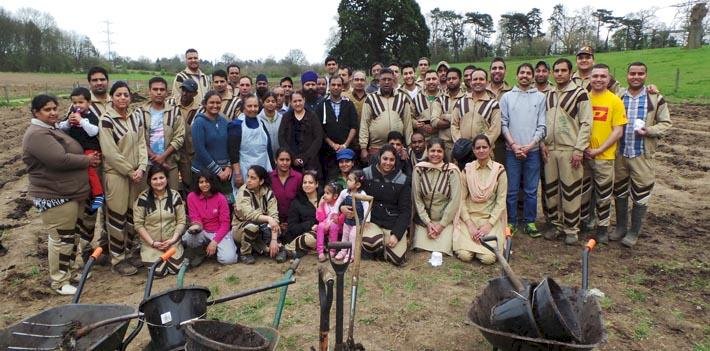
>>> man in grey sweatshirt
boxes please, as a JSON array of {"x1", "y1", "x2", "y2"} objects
[{"x1": 500, "y1": 63, "x2": 547, "y2": 237}]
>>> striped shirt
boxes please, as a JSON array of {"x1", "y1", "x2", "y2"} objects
[{"x1": 621, "y1": 88, "x2": 647, "y2": 158}]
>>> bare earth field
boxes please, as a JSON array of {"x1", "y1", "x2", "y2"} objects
[{"x1": 0, "y1": 100, "x2": 707, "y2": 350}]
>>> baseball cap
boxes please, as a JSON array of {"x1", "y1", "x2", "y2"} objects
[
  {"x1": 336, "y1": 148, "x2": 355, "y2": 161},
  {"x1": 436, "y1": 61, "x2": 450, "y2": 71},
  {"x1": 577, "y1": 46, "x2": 594, "y2": 56},
  {"x1": 180, "y1": 78, "x2": 198, "y2": 93}
]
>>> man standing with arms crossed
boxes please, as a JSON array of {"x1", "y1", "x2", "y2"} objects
[
  {"x1": 500, "y1": 63, "x2": 546, "y2": 237},
  {"x1": 612, "y1": 62, "x2": 670, "y2": 247},
  {"x1": 410, "y1": 70, "x2": 440, "y2": 141},
  {"x1": 172, "y1": 48, "x2": 210, "y2": 103},
  {"x1": 174, "y1": 79, "x2": 201, "y2": 193},
  {"x1": 540, "y1": 58, "x2": 592, "y2": 245}
]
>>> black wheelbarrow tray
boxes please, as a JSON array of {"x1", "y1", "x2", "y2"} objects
[
  {"x1": 0, "y1": 303, "x2": 136, "y2": 351},
  {"x1": 468, "y1": 239, "x2": 606, "y2": 351}
]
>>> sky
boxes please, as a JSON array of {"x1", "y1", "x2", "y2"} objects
[{"x1": 2, "y1": 0, "x2": 680, "y2": 64}]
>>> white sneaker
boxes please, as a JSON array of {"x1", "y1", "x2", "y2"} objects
[{"x1": 55, "y1": 283, "x2": 78, "y2": 296}]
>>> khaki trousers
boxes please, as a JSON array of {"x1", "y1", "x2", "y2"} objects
[
  {"x1": 41, "y1": 200, "x2": 84, "y2": 289},
  {"x1": 362, "y1": 223, "x2": 408, "y2": 266},
  {"x1": 614, "y1": 154, "x2": 655, "y2": 206},
  {"x1": 541, "y1": 150, "x2": 583, "y2": 235},
  {"x1": 581, "y1": 159, "x2": 614, "y2": 227},
  {"x1": 105, "y1": 173, "x2": 145, "y2": 265}
]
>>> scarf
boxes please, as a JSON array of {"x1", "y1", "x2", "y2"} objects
[{"x1": 464, "y1": 160, "x2": 504, "y2": 203}]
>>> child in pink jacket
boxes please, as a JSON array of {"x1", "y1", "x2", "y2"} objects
[{"x1": 316, "y1": 183, "x2": 344, "y2": 261}]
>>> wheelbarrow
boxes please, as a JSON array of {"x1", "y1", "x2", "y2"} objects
[
  {"x1": 129, "y1": 257, "x2": 301, "y2": 351},
  {"x1": 0, "y1": 248, "x2": 144, "y2": 351},
  {"x1": 468, "y1": 238, "x2": 606, "y2": 350}
]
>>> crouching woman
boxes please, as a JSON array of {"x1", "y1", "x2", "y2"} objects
[
  {"x1": 133, "y1": 165, "x2": 185, "y2": 275},
  {"x1": 454, "y1": 135, "x2": 507, "y2": 265}
]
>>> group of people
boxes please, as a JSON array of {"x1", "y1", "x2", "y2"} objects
[{"x1": 21, "y1": 46, "x2": 670, "y2": 296}]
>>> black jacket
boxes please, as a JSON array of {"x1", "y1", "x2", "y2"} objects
[
  {"x1": 278, "y1": 110, "x2": 323, "y2": 172},
  {"x1": 363, "y1": 165, "x2": 411, "y2": 240},
  {"x1": 283, "y1": 189, "x2": 322, "y2": 244},
  {"x1": 316, "y1": 98, "x2": 358, "y2": 156}
]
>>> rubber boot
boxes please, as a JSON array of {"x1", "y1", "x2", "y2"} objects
[
  {"x1": 610, "y1": 197, "x2": 629, "y2": 241},
  {"x1": 622, "y1": 204, "x2": 647, "y2": 247},
  {"x1": 596, "y1": 226, "x2": 609, "y2": 244}
]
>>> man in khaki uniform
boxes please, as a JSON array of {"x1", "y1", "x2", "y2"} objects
[
  {"x1": 86, "y1": 66, "x2": 112, "y2": 117},
  {"x1": 540, "y1": 58, "x2": 592, "y2": 245},
  {"x1": 171, "y1": 48, "x2": 210, "y2": 102},
  {"x1": 612, "y1": 62, "x2": 672, "y2": 247},
  {"x1": 173, "y1": 79, "x2": 201, "y2": 192},
  {"x1": 431, "y1": 67, "x2": 466, "y2": 157},
  {"x1": 416, "y1": 57, "x2": 430, "y2": 88},
  {"x1": 203, "y1": 69, "x2": 241, "y2": 119},
  {"x1": 572, "y1": 46, "x2": 620, "y2": 94},
  {"x1": 462, "y1": 65, "x2": 476, "y2": 93},
  {"x1": 138, "y1": 77, "x2": 185, "y2": 190},
  {"x1": 227, "y1": 64, "x2": 241, "y2": 95},
  {"x1": 410, "y1": 70, "x2": 440, "y2": 141},
  {"x1": 345, "y1": 70, "x2": 368, "y2": 122},
  {"x1": 487, "y1": 57, "x2": 513, "y2": 162},
  {"x1": 534, "y1": 61, "x2": 554, "y2": 93},
  {"x1": 451, "y1": 69, "x2": 501, "y2": 145},
  {"x1": 359, "y1": 68, "x2": 413, "y2": 163}
]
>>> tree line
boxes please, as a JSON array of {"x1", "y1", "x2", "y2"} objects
[
  {"x1": 0, "y1": 2, "x2": 707, "y2": 74},
  {"x1": 425, "y1": 3, "x2": 707, "y2": 63}
]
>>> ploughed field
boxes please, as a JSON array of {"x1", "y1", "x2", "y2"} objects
[{"x1": 0, "y1": 101, "x2": 707, "y2": 350}]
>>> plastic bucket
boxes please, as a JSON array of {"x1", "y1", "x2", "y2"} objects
[{"x1": 184, "y1": 320, "x2": 269, "y2": 351}]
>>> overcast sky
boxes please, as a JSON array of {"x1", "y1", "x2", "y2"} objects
[{"x1": 2, "y1": 0, "x2": 680, "y2": 64}]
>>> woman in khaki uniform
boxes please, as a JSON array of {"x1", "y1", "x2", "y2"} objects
[
  {"x1": 233, "y1": 165, "x2": 282, "y2": 264},
  {"x1": 99, "y1": 81, "x2": 149, "y2": 276},
  {"x1": 412, "y1": 138, "x2": 461, "y2": 255},
  {"x1": 133, "y1": 165, "x2": 185, "y2": 275},
  {"x1": 454, "y1": 134, "x2": 507, "y2": 265}
]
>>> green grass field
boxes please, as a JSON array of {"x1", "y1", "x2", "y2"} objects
[
  {"x1": 451, "y1": 46, "x2": 710, "y2": 104},
  {"x1": 1, "y1": 46, "x2": 707, "y2": 105}
]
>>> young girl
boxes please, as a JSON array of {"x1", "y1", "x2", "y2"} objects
[
  {"x1": 257, "y1": 91, "x2": 282, "y2": 155},
  {"x1": 316, "y1": 182, "x2": 344, "y2": 262},
  {"x1": 334, "y1": 170, "x2": 369, "y2": 262}
]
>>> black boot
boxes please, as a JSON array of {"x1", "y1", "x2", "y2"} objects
[
  {"x1": 610, "y1": 197, "x2": 628, "y2": 241},
  {"x1": 622, "y1": 204, "x2": 647, "y2": 247},
  {"x1": 183, "y1": 245, "x2": 206, "y2": 268},
  {"x1": 596, "y1": 226, "x2": 609, "y2": 244}
]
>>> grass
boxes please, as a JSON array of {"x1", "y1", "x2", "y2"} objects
[
  {"x1": 451, "y1": 46, "x2": 710, "y2": 103},
  {"x1": 625, "y1": 288, "x2": 647, "y2": 303}
]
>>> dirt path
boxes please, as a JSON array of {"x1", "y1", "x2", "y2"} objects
[{"x1": 0, "y1": 102, "x2": 707, "y2": 350}]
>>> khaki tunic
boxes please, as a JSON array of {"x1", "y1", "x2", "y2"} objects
[
  {"x1": 344, "y1": 90, "x2": 368, "y2": 123},
  {"x1": 453, "y1": 160, "x2": 507, "y2": 256},
  {"x1": 138, "y1": 101, "x2": 186, "y2": 169},
  {"x1": 99, "y1": 106, "x2": 149, "y2": 177},
  {"x1": 133, "y1": 189, "x2": 185, "y2": 264},
  {"x1": 451, "y1": 94, "x2": 501, "y2": 144},
  {"x1": 544, "y1": 81, "x2": 592, "y2": 155},
  {"x1": 172, "y1": 69, "x2": 211, "y2": 103},
  {"x1": 431, "y1": 90, "x2": 466, "y2": 149},
  {"x1": 412, "y1": 164, "x2": 461, "y2": 255},
  {"x1": 410, "y1": 91, "x2": 440, "y2": 139},
  {"x1": 359, "y1": 91, "x2": 413, "y2": 150}
]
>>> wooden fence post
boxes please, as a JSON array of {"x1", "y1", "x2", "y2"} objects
[
  {"x1": 2, "y1": 86, "x2": 9, "y2": 104},
  {"x1": 674, "y1": 68, "x2": 680, "y2": 93}
]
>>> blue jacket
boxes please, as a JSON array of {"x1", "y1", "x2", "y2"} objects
[{"x1": 191, "y1": 113, "x2": 230, "y2": 175}]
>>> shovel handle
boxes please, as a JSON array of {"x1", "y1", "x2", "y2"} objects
[
  {"x1": 479, "y1": 237, "x2": 525, "y2": 293},
  {"x1": 585, "y1": 239, "x2": 596, "y2": 251},
  {"x1": 582, "y1": 240, "x2": 595, "y2": 291},
  {"x1": 327, "y1": 241, "x2": 352, "y2": 250},
  {"x1": 351, "y1": 193, "x2": 374, "y2": 202},
  {"x1": 160, "y1": 247, "x2": 177, "y2": 261},
  {"x1": 504, "y1": 226, "x2": 513, "y2": 238}
]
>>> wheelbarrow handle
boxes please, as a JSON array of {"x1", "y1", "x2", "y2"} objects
[
  {"x1": 351, "y1": 193, "x2": 374, "y2": 202},
  {"x1": 206, "y1": 277, "x2": 295, "y2": 306},
  {"x1": 582, "y1": 239, "x2": 596, "y2": 291},
  {"x1": 74, "y1": 312, "x2": 143, "y2": 339},
  {"x1": 72, "y1": 247, "x2": 102, "y2": 304}
]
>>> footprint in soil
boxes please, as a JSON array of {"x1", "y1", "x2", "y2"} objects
[{"x1": 7, "y1": 198, "x2": 33, "y2": 220}]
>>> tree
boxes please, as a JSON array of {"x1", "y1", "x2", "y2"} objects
[
  {"x1": 284, "y1": 49, "x2": 307, "y2": 66},
  {"x1": 330, "y1": 0, "x2": 429, "y2": 69},
  {"x1": 592, "y1": 9, "x2": 613, "y2": 48},
  {"x1": 465, "y1": 12, "x2": 495, "y2": 59},
  {"x1": 687, "y1": 2, "x2": 708, "y2": 49}
]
